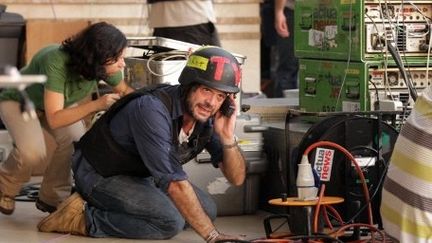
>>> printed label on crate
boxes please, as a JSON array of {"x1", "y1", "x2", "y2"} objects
[{"x1": 313, "y1": 148, "x2": 334, "y2": 182}]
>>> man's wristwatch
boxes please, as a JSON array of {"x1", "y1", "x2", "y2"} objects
[{"x1": 222, "y1": 136, "x2": 238, "y2": 149}]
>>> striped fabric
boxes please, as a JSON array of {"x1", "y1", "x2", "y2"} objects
[{"x1": 381, "y1": 88, "x2": 432, "y2": 242}]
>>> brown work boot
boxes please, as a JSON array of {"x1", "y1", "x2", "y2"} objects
[
  {"x1": 37, "y1": 192, "x2": 87, "y2": 235},
  {"x1": 0, "y1": 191, "x2": 15, "y2": 215}
]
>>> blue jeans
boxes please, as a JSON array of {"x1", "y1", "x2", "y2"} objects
[
  {"x1": 273, "y1": 7, "x2": 299, "y2": 97},
  {"x1": 71, "y1": 150, "x2": 217, "y2": 239}
]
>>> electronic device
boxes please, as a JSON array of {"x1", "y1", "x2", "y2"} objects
[
  {"x1": 220, "y1": 97, "x2": 236, "y2": 117},
  {"x1": 295, "y1": 0, "x2": 432, "y2": 62},
  {"x1": 298, "y1": 58, "x2": 425, "y2": 114}
]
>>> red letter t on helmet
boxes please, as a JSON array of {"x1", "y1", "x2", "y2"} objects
[
  {"x1": 210, "y1": 56, "x2": 229, "y2": 81},
  {"x1": 210, "y1": 56, "x2": 241, "y2": 87}
]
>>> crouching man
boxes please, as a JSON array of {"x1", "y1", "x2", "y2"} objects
[{"x1": 37, "y1": 46, "x2": 247, "y2": 243}]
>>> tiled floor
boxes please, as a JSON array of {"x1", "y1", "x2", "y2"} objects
[{"x1": 0, "y1": 199, "x2": 271, "y2": 243}]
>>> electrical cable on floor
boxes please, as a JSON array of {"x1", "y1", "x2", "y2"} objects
[
  {"x1": 260, "y1": 141, "x2": 388, "y2": 243},
  {"x1": 309, "y1": 141, "x2": 385, "y2": 242},
  {"x1": 313, "y1": 184, "x2": 326, "y2": 233},
  {"x1": 303, "y1": 141, "x2": 374, "y2": 225}
]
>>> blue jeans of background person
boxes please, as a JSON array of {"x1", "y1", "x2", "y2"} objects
[
  {"x1": 71, "y1": 149, "x2": 217, "y2": 239},
  {"x1": 261, "y1": 0, "x2": 278, "y2": 81},
  {"x1": 273, "y1": 7, "x2": 299, "y2": 98}
]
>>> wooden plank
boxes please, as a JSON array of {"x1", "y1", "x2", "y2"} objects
[{"x1": 25, "y1": 20, "x2": 90, "y2": 63}]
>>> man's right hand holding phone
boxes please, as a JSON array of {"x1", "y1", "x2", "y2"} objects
[{"x1": 214, "y1": 94, "x2": 237, "y2": 143}]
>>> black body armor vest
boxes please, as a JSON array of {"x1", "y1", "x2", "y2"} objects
[{"x1": 77, "y1": 85, "x2": 213, "y2": 177}]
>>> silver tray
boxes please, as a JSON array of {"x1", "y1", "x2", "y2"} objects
[
  {"x1": 127, "y1": 36, "x2": 246, "y2": 64},
  {"x1": 127, "y1": 36, "x2": 200, "y2": 52}
]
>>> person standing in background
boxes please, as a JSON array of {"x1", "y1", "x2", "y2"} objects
[
  {"x1": 273, "y1": 0, "x2": 298, "y2": 98},
  {"x1": 147, "y1": 0, "x2": 221, "y2": 46},
  {"x1": 260, "y1": 0, "x2": 278, "y2": 97},
  {"x1": 0, "y1": 22, "x2": 134, "y2": 215}
]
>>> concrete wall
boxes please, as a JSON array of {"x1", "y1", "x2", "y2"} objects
[{"x1": 3, "y1": 0, "x2": 261, "y2": 93}]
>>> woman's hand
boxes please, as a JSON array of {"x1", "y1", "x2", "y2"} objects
[{"x1": 96, "y1": 93, "x2": 121, "y2": 111}]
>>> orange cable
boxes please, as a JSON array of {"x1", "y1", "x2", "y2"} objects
[
  {"x1": 325, "y1": 205, "x2": 344, "y2": 225},
  {"x1": 303, "y1": 141, "x2": 373, "y2": 225},
  {"x1": 321, "y1": 206, "x2": 334, "y2": 231},
  {"x1": 313, "y1": 184, "x2": 326, "y2": 233}
]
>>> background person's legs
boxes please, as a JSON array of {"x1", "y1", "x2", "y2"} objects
[
  {"x1": 273, "y1": 8, "x2": 299, "y2": 98},
  {"x1": 0, "y1": 101, "x2": 46, "y2": 214},
  {"x1": 37, "y1": 115, "x2": 86, "y2": 209}
]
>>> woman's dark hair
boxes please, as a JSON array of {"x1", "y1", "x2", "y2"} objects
[{"x1": 61, "y1": 21, "x2": 127, "y2": 81}]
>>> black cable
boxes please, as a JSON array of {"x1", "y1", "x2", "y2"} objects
[
  {"x1": 284, "y1": 233, "x2": 345, "y2": 243},
  {"x1": 386, "y1": 40, "x2": 418, "y2": 101},
  {"x1": 369, "y1": 80, "x2": 380, "y2": 110},
  {"x1": 398, "y1": 1, "x2": 415, "y2": 87},
  {"x1": 343, "y1": 145, "x2": 389, "y2": 225},
  {"x1": 216, "y1": 234, "x2": 345, "y2": 243},
  {"x1": 216, "y1": 240, "x2": 251, "y2": 243},
  {"x1": 400, "y1": 105, "x2": 410, "y2": 127},
  {"x1": 268, "y1": 218, "x2": 289, "y2": 234}
]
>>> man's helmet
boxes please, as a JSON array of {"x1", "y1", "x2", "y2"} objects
[{"x1": 179, "y1": 46, "x2": 241, "y2": 93}]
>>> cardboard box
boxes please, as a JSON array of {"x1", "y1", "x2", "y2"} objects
[{"x1": 25, "y1": 20, "x2": 90, "y2": 63}]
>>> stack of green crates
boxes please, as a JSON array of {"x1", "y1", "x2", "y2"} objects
[{"x1": 295, "y1": 0, "x2": 431, "y2": 112}]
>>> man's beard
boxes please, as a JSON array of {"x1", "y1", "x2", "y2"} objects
[{"x1": 185, "y1": 96, "x2": 213, "y2": 123}]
